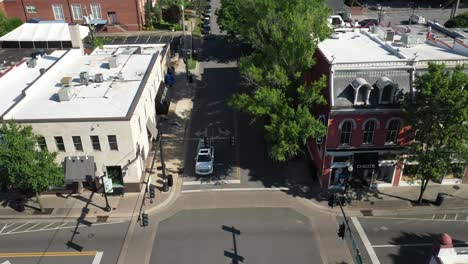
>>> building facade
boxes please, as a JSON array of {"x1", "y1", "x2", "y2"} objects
[
  {"x1": 306, "y1": 25, "x2": 468, "y2": 190},
  {"x1": 0, "y1": 43, "x2": 171, "y2": 192},
  {"x1": 0, "y1": 0, "x2": 147, "y2": 31}
]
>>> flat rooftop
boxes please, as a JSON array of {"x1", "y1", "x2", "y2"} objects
[
  {"x1": 2, "y1": 44, "x2": 165, "y2": 121},
  {"x1": 318, "y1": 26, "x2": 468, "y2": 64},
  {"x1": 0, "y1": 49, "x2": 67, "y2": 117}
]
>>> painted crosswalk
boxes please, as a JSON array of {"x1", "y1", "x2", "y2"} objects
[{"x1": 0, "y1": 221, "x2": 124, "y2": 235}]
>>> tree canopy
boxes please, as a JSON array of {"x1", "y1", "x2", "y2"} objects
[
  {"x1": 444, "y1": 12, "x2": 468, "y2": 28},
  {"x1": 0, "y1": 11, "x2": 22, "y2": 37},
  {"x1": 402, "y1": 63, "x2": 468, "y2": 204},
  {"x1": 0, "y1": 121, "x2": 63, "y2": 211},
  {"x1": 218, "y1": 0, "x2": 331, "y2": 161}
]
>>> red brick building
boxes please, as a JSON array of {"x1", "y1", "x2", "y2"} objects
[
  {"x1": 306, "y1": 27, "x2": 468, "y2": 190},
  {"x1": 0, "y1": 0, "x2": 147, "y2": 31}
]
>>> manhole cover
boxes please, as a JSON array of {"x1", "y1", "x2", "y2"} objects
[{"x1": 96, "y1": 216, "x2": 109, "y2": 222}]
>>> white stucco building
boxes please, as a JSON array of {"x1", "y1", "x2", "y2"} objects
[{"x1": 0, "y1": 44, "x2": 170, "y2": 192}]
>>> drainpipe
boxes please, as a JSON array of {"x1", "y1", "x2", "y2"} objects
[
  {"x1": 19, "y1": 0, "x2": 28, "y2": 21},
  {"x1": 134, "y1": 0, "x2": 142, "y2": 31},
  {"x1": 66, "y1": 0, "x2": 74, "y2": 24}
]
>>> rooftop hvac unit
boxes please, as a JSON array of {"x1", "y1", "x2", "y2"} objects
[
  {"x1": 385, "y1": 30, "x2": 395, "y2": 41},
  {"x1": 80, "y1": 72, "x2": 89, "y2": 85},
  {"x1": 108, "y1": 55, "x2": 119, "y2": 68},
  {"x1": 95, "y1": 73, "x2": 104, "y2": 83},
  {"x1": 26, "y1": 58, "x2": 37, "y2": 68},
  {"x1": 401, "y1": 34, "x2": 420, "y2": 47},
  {"x1": 58, "y1": 84, "x2": 73, "y2": 102}
]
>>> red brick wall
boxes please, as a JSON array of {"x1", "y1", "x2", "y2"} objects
[
  {"x1": 326, "y1": 112, "x2": 411, "y2": 149},
  {"x1": 1, "y1": 0, "x2": 146, "y2": 31}
]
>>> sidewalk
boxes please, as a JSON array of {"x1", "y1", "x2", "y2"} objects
[
  {"x1": 300, "y1": 182, "x2": 468, "y2": 216},
  {"x1": 0, "y1": 58, "x2": 195, "y2": 221}
]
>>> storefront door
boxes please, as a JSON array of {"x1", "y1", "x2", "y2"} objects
[{"x1": 353, "y1": 153, "x2": 379, "y2": 186}]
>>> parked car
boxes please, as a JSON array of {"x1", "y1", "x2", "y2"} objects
[
  {"x1": 359, "y1": 19, "x2": 379, "y2": 27},
  {"x1": 368, "y1": 4, "x2": 382, "y2": 10},
  {"x1": 409, "y1": 14, "x2": 426, "y2": 24},
  {"x1": 195, "y1": 138, "x2": 214, "y2": 175}
]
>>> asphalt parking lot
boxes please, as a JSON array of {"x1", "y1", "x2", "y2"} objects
[{"x1": 346, "y1": 214, "x2": 468, "y2": 264}]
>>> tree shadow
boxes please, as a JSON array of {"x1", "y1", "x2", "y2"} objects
[
  {"x1": 197, "y1": 34, "x2": 251, "y2": 64},
  {"x1": 388, "y1": 232, "x2": 467, "y2": 264}
]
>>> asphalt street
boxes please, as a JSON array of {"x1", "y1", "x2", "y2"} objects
[
  {"x1": 348, "y1": 214, "x2": 468, "y2": 264},
  {"x1": 0, "y1": 220, "x2": 130, "y2": 264},
  {"x1": 150, "y1": 207, "x2": 323, "y2": 264},
  {"x1": 181, "y1": 0, "x2": 317, "y2": 193}
]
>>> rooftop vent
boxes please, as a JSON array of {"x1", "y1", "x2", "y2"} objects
[
  {"x1": 95, "y1": 73, "x2": 104, "y2": 83},
  {"x1": 79, "y1": 72, "x2": 89, "y2": 85}
]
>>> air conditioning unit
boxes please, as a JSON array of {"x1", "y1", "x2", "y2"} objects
[
  {"x1": 80, "y1": 72, "x2": 89, "y2": 85},
  {"x1": 94, "y1": 73, "x2": 104, "y2": 83},
  {"x1": 108, "y1": 55, "x2": 119, "y2": 68},
  {"x1": 58, "y1": 84, "x2": 73, "y2": 102},
  {"x1": 26, "y1": 58, "x2": 37, "y2": 68}
]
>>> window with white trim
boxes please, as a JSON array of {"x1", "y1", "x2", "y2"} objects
[
  {"x1": 54, "y1": 136, "x2": 65, "y2": 152},
  {"x1": 52, "y1": 4, "x2": 65, "y2": 20},
  {"x1": 108, "y1": 135, "x2": 118, "y2": 151},
  {"x1": 363, "y1": 120, "x2": 375, "y2": 144},
  {"x1": 90, "y1": 3, "x2": 102, "y2": 19},
  {"x1": 26, "y1": 5, "x2": 37, "y2": 13},
  {"x1": 386, "y1": 120, "x2": 401, "y2": 144},
  {"x1": 71, "y1": 4, "x2": 83, "y2": 20},
  {"x1": 37, "y1": 136, "x2": 47, "y2": 151},
  {"x1": 340, "y1": 121, "x2": 353, "y2": 145}
]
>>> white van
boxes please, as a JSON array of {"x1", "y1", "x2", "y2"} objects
[{"x1": 410, "y1": 14, "x2": 426, "y2": 24}]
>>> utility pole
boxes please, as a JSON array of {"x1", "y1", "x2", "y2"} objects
[{"x1": 451, "y1": 0, "x2": 460, "y2": 18}]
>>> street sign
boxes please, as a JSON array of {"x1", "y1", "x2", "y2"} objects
[{"x1": 103, "y1": 176, "x2": 113, "y2": 194}]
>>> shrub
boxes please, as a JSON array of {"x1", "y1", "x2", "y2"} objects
[{"x1": 444, "y1": 12, "x2": 468, "y2": 28}]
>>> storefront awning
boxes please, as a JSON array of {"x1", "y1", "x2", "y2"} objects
[
  {"x1": 64, "y1": 156, "x2": 95, "y2": 183},
  {"x1": 353, "y1": 152, "x2": 379, "y2": 170}
]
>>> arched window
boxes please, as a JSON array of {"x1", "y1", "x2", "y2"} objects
[
  {"x1": 381, "y1": 85, "x2": 394, "y2": 103},
  {"x1": 362, "y1": 120, "x2": 375, "y2": 144},
  {"x1": 340, "y1": 121, "x2": 353, "y2": 145},
  {"x1": 386, "y1": 119, "x2": 401, "y2": 144}
]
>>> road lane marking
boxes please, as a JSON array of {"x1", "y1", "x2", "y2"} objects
[
  {"x1": 1, "y1": 261, "x2": 11, "y2": 264},
  {"x1": 24, "y1": 223, "x2": 41, "y2": 231},
  {"x1": 183, "y1": 180, "x2": 240, "y2": 186},
  {"x1": 373, "y1": 242, "x2": 468, "y2": 248},
  {"x1": 182, "y1": 187, "x2": 289, "y2": 193},
  {"x1": 40, "y1": 223, "x2": 55, "y2": 230},
  {"x1": 92, "y1": 251, "x2": 104, "y2": 264},
  {"x1": 6, "y1": 223, "x2": 30, "y2": 233},
  {"x1": 134, "y1": 35, "x2": 140, "y2": 43},
  {"x1": 0, "y1": 221, "x2": 125, "y2": 235},
  {"x1": 0, "y1": 251, "x2": 97, "y2": 257},
  {"x1": 146, "y1": 36, "x2": 151, "y2": 43},
  {"x1": 351, "y1": 217, "x2": 381, "y2": 264},
  {"x1": 442, "y1": 214, "x2": 447, "y2": 220},
  {"x1": 234, "y1": 111, "x2": 240, "y2": 182},
  {"x1": 432, "y1": 214, "x2": 435, "y2": 220},
  {"x1": 455, "y1": 213, "x2": 459, "y2": 220},
  {"x1": 362, "y1": 216, "x2": 468, "y2": 222},
  {"x1": 0, "y1": 224, "x2": 14, "y2": 233}
]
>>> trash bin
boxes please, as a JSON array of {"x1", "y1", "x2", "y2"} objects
[
  {"x1": 435, "y1": 193, "x2": 445, "y2": 206},
  {"x1": 167, "y1": 174, "x2": 173, "y2": 187}
]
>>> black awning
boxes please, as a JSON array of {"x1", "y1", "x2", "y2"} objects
[
  {"x1": 64, "y1": 156, "x2": 95, "y2": 183},
  {"x1": 353, "y1": 152, "x2": 379, "y2": 170}
]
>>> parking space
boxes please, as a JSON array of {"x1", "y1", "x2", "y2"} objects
[
  {"x1": 349, "y1": 216, "x2": 468, "y2": 264},
  {"x1": 0, "y1": 221, "x2": 123, "y2": 235},
  {"x1": 95, "y1": 33, "x2": 181, "y2": 47}
]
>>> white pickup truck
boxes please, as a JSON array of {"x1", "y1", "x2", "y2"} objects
[{"x1": 195, "y1": 138, "x2": 214, "y2": 175}]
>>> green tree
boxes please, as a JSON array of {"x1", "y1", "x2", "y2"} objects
[
  {"x1": 444, "y1": 12, "x2": 468, "y2": 28},
  {"x1": 145, "y1": 0, "x2": 154, "y2": 28},
  {"x1": 162, "y1": 4, "x2": 182, "y2": 24},
  {"x1": 0, "y1": 121, "x2": 64, "y2": 212},
  {"x1": 0, "y1": 11, "x2": 23, "y2": 37},
  {"x1": 402, "y1": 63, "x2": 468, "y2": 204},
  {"x1": 219, "y1": 0, "x2": 331, "y2": 161}
]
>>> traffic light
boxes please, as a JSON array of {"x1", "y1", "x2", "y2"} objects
[
  {"x1": 328, "y1": 194, "x2": 335, "y2": 208},
  {"x1": 230, "y1": 136, "x2": 235, "y2": 147},
  {"x1": 149, "y1": 187, "x2": 155, "y2": 199},
  {"x1": 141, "y1": 213, "x2": 149, "y2": 227},
  {"x1": 338, "y1": 223, "x2": 346, "y2": 239}
]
